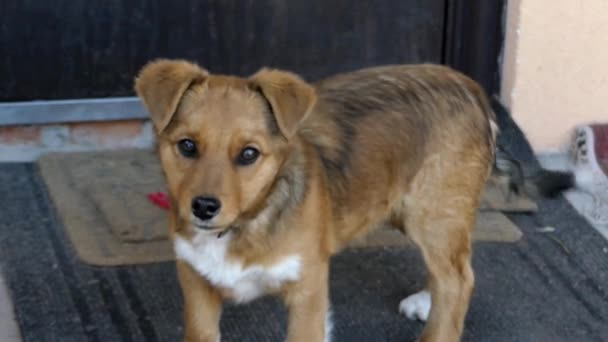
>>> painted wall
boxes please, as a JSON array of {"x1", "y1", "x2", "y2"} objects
[{"x1": 501, "y1": 0, "x2": 608, "y2": 152}]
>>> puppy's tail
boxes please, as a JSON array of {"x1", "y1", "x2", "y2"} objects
[
  {"x1": 493, "y1": 143, "x2": 576, "y2": 198},
  {"x1": 489, "y1": 96, "x2": 576, "y2": 199},
  {"x1": 526, "y1": 169, "x2": 576, "y2": 198}
]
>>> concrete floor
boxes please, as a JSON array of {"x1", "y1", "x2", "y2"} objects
[{"x1": 0, "y1": 272, "x2": 21, "y2": 342}]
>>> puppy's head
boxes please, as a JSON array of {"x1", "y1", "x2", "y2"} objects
[{"x1": 135, "y1": 60, "x2": 316, "y2": 234}]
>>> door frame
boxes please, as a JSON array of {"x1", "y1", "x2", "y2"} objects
[
  {"x1": 0, "y1": 1, "x2": 506, "y2": 126},
  {"x1": 443, "y1": 0, "x2": 506, "y2": 95}
]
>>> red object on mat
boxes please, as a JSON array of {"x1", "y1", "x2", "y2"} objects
[{"x1": 147, "y1": 192, "x2": 170, "y2": 210}]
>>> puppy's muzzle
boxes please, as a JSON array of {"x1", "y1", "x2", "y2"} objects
[{"x1": 191, "y1": 196, "x2": 222, "y2": 222}]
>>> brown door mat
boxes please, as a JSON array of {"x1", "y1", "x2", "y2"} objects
[
  {"x1": 39, "y1": 150, "x2": 173, "y2": 266},
  {"x1": 38, "y1": 149, "x2": 528, "y2": 266},
  {"x1": 89, "y1": 183, "x2": 168, "y2": 242},
  {"x1": 480, "y1": 178, "x2": 538, "y2": 213}
]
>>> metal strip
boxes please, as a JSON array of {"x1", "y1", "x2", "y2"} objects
[{"x1": 0, "y1": 97, "x2": 148, "y2": 126}]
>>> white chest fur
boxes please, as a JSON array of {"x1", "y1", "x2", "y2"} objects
[{"x1": 174, "y1": 233, "x2": 302, "y2": 303}]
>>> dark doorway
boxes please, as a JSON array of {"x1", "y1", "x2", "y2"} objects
[{"x1": 0, "y1": 0, "x2": 504, "y2": 102}]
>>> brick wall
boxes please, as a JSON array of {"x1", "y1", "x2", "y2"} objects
[{"x1": 0, "y1": 120, "x2": 155, "y2": 161}]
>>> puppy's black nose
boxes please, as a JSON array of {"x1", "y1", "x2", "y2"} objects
[{"x1": 191, "y1": 196, "x2": 222, "y2": 221}]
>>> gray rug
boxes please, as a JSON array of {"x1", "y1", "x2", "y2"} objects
[
  {"x1": 1, "y1": 163, "x2": 607, "y2": 342},
  {"x1": 0, "y1": 100, "x2": 607, "y2": 341}
]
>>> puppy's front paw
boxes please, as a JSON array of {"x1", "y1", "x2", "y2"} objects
[{"x1": 399, "y1": 290, "x2": 431, "y2": 322}]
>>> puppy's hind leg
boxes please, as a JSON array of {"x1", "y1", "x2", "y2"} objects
[
  {"x1": 399, "y1": 165, "x2": 483, "y2": 342},
  {"x1": 406, "y1": 215, "x2": 474, "y2": 342}
]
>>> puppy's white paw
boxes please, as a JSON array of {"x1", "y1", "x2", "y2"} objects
[{"x1": 399, "y1": 290, "x2": 431, "y2": 322}]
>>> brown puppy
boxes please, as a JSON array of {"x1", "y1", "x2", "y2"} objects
[{"x1": 135, "y1": 60, "x2": 497, "y2": 342}]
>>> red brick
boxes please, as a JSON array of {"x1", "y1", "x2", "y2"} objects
[
  {"x1": 69, "y1": 120, "x2": 144, "y2": 145},
  {"x1": 0, "y1": 126, "x2": 42, "y2": 144}
]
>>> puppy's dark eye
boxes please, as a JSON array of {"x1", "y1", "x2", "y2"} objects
[
  {"x1": 237, "y1": 147, "x2": 260, "y2": 165},
  {"x1": 177, "y1": 139, "x2": 197, "y2": 158}
]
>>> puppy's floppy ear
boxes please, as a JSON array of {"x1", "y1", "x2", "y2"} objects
[
  {"x1": 134, "y1": 59, "x2": 208, "y2": 133},
  {"x1": 249, "y1": 68, "x2": 316, "y2": 139}
]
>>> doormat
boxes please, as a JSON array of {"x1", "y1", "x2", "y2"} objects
[{"x1": 38, "y1": 149, "x2": 528, "y2": 266}]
